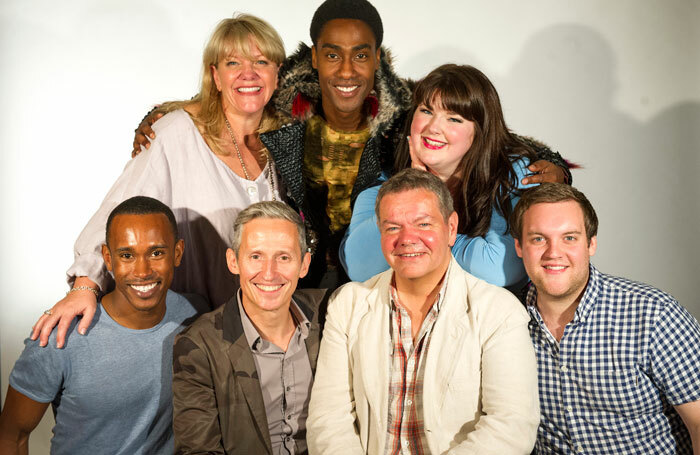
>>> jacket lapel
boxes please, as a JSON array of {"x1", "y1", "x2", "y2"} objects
[
  {"x1": 423, "y1": 259, "x2": 470, "y2": 411},
  {"x1": 357, "y1": 273, "x2": 392, "y2": 439},
  {"x1": 222, "y1": 299, "x2": 273, "y2": 454}
]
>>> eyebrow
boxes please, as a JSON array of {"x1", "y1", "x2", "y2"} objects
[
  {"x1": 527, "y1": 230, "x2": 582, "y2": 236},
  {"x1": 321, "y1": 43, "x2": 371, "y2": 52},
  {"x1": 115, "y1": 244, "x2": 168, "y2": 252}
]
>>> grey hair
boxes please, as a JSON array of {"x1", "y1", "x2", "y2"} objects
[
  {"x1": 375, "y1": 168, "x2": 454, "y2": 222},
  {"x1": 231, "y1": 201, "x2": 307, "y2": 255}
]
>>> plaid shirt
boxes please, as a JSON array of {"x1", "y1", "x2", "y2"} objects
[
  {"x1": 384, "y1": 271, "x2": 449, "y2": 455},
  {"x1": 527, "y1": 264, "x2": 700, "y2": 454}
]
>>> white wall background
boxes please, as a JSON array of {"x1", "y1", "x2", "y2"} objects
[{"x1": 1, "y1": 0, "x2": 698, "y2": 451}]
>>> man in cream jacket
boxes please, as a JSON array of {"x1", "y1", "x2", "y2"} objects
[{"x1": 307, "y1": 168, "x2": 539, "y2": 454}]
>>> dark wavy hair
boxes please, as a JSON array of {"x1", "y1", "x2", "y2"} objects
[{"x1": 395, "y1": 64, "x2": 536, "y2": 237}]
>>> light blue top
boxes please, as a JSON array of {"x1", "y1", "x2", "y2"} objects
[
  {"x1": 340, "y1": 158, "x2": 536, "y2": 287},
  {"x1": 9, "y1": 290, "x2": 201, "y2": 455}
]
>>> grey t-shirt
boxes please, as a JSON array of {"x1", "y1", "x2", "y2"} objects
[{"x1": 9, "y1": 290, "x2": 202, "y2": 455}]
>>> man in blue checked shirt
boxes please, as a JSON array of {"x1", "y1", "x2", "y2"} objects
[{"x1": 511, "y1": 183, "x2": 700, "y2": 455}]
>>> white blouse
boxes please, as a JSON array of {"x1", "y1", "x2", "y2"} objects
[{"x1": 68, "y1": 109, "x2": 280, "y2": 308}]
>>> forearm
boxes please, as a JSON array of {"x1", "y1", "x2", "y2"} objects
[
  {"x1": 0, "y1": 431, "x2": 29, "y2": 455},
  {"x1": 342, "y1": 185, "x2": 389, "y2": 281}
]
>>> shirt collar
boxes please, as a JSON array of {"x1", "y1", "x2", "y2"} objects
[
  {"x1": 526, "y1": 263, "x2": 601, "y2": 326},
  {"x1": 389, "y1": 260, "x2": 451, "y2": 314},
  {"x1": 236, "y1": 289, "x2": 310, "y2": 351}
]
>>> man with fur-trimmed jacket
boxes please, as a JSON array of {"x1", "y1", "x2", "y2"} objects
[{"x1": 133, "y1": 0, "x2": 571, "y2": 289}]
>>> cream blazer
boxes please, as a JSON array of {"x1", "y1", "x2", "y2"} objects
[{"x1": 307, "y1": 257, "x2": 539, "y2": 454}]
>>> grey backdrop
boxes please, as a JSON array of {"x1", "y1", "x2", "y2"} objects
[{"x1": 1, "y1": 1, "x2": 698, "y2": 452}]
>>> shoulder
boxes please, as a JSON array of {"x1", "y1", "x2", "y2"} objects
[
  {"x1": 151, "y1": 109, "x2": 192, "y2": 132},
  {"x1": 356, "y1": 184, "x2": 381, "y2": 204},
  {"x1": 328, "y1": 272, "x2": 387, "y2": 316},
  {"x1": 597, "y1": 269, "x2": 677, "y2": 308},
  {"x1": 293, "y1": 288, "x2": 332, "y2": 323},
  {"x1": 450, "y1": 263, "x2": 529, "y2": 323},
  {"x1": 175, "y1": 303, "x2": 226, "y2": 346}
]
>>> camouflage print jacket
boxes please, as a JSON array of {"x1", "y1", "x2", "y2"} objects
[{"x1": 172, "y1": 288, "x2": 330, "y2": 455}]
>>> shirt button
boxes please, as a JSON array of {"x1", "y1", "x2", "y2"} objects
[
  {"x1": 286, "y1": 386, "x2": 291, "y2": 392},
  {"x1": 247, "y1": 186, "x2": 257, "y2": 196},
  {"x1": 403, "y1": 441, "x2": 410, "y2": 447},
  {"x1": 406, "y1": 399, "x2": 412, "y2": 406},
  {"x1": 577, "y1": 444, "x2": 584, "y2": 452},
  {"x1": 566, "y1": 405, "x2": 573, "y2": 412},
  {"x1": 560, "y1": 364, "x2": 569, "y2": 373},
  {"x1": 287, "y1": 415, "x2": 292, "y2": 420}
]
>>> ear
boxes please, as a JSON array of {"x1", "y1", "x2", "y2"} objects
[
  {"x1": 588, "y1": 235, "x2": 597, "y2": 257},
  {"x1": 311, "y1": 45, "x2": 318, "y2": 70},
  {"x1": 375, "y1": 46, "x2": 381, "y2": 64},
  {"x1": 211, "y1": 64, "x2": 222, "y2": 91},
  {"x1": 173, "y1": 239, "x2": 185, "y2": 267},
  {"x1": 299, "y1": 251, "x2": 312, "y2": 279},
  {"x1": 101, "y1": 244, "x2": 113, "y2": 272},
  {"x1": 514, "y1": 238, "x2": 523, "y2": 258},
  {"x1": 447, "y1": 211, "x2": 458, "y2": 247},
  {"x1": 226, "y1": 248, "x2": 240, "y2": 275}
]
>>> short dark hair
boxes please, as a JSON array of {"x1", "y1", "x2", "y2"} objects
[
  {"x1": 375, "y1": 168, "x2": 454, "y2": 222},
  {"x1": 310, "y1": 0, "x2": 383, "y2": 47},
  {"x1": 105, "y1": 196, "x2": 178, "y2": 246},
  {"x1": 510, "y1": 183, "x2": 598, "y2": 242}
]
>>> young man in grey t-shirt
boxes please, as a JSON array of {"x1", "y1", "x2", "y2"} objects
[{"x1": 0, "y1": 196, "x2": 203, "y2": 455}]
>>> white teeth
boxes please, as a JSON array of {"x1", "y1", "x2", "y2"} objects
[
  {"x1": 256, "y1": 284, "x2": 283, "y2": 292},
  {"x1": 336, "y1": 86, "x2": 358, "y2": 93},
  {"x1": 424, "y1": 137, "x2": 445, "y2": 147},
  {"x1": 545, "y1": 266, "x2": 566, "y2": 270},
  {"x1": 131, "y1": 283, "x2": 157, "y2": 292},
  {"x1": 237, "y1": 87, "x2": 261, "y2": 93},
  {"x1": 401, "y1": 253, "x2": 423, "y2": 257}
]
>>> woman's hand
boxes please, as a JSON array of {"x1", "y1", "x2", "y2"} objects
[
  {"x1": 521, "y1": 160, "x2": 567, "y2": 185},
  {"x1": 131, "y1": 111, "x2": 164, "y2": 157},
  {"x1": 407, "y1": 136, "x2": 427, "y2": 172},
  {"x1": 30, "y1": 277, "x2": 99, "y2": 348}
]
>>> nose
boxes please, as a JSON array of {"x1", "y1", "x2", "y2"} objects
[
  {"x1": 262, "y1": 258, "x2": 276, "y2": 280},
  {"x1": 134, "y1": 257, "x2": 153, "y2": 278},
  {"x1": 240, "y1": 60, "x2": 258, "y2": 79},
  {"x1": 397, "y1": 227, "x2": 419, "y2": 246},
  {"x1": 338, "y1": 57, "x2": 354, "y2": 79},
  {"x1": 426, "y1": 115, "x2": 441, "y2": 134},
  {"x1": 544, "y1": 239, "x2": 562, "y2": 258}
]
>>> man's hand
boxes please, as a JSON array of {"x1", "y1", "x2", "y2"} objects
[
  {"x1": 30, "y1": 277, "x2": 99, "y2": 348},
  {"x1": 521, "y1": 160, "x2": 567, "y2": 185},
  {"x1": 131, "y1": 111, "x2": 164, "y2": 157}
]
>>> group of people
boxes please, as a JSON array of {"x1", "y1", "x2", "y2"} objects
[{"x1": 0, "y1": 0, "x2": 698, "y2": 454}]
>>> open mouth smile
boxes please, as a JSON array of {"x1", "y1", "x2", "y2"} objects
[
  {"x1": 237, "y1": 86, "x2": 262, "y2": 93},
  {"x1": 422, "y1": 137, "x2": 446, "y2": 149},
  {"x1": 254, "y1": 284, "x2": 284, "y2": 292}
]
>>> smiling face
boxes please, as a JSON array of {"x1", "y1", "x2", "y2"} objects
[
  {"x1": 515, "y1": 200, "x2": 597, "y2": 306},
  {"x1": 227, "y1": 218, "x2": 311, "y2": 318},
  {"x1": 102, "y1": 213, "x2": 183, "y2": 316},
  {"x1": 379, "y1": 188, "x2": 458, "y2": 286},
  {"x1": 410, "y1": 96, "x2": 476, "y2": 180},
  {"x1": 211, "y1": 37, "x2": 279, "y2": 119},
  {"x1": 311, "y1": 19, "x2": 381, "y2": 129}
]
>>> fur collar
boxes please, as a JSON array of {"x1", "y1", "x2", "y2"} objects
[{"x1": 271, "y1": 42, "x2": 412, "y2": 138}]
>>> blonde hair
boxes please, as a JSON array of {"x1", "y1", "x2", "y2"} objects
[{"x1": 161, "y1": 14, "x2": 285, "y2": 155}]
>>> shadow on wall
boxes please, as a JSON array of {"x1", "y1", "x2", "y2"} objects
[
  {"x1": 503, "y1": 23, "x2": 699, "y2": 314},
  {"x1": 397, "y1": 24, "x2": 699, "y2": 315}
]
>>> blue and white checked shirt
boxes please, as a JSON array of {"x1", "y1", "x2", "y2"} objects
[{"x1": 527, "y1": 264, "x2": 700, "y2": 454}]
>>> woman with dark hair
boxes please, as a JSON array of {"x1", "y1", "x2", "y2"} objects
[{"x1": 341, "y1": 64, "x2": 540, "y2": 288}]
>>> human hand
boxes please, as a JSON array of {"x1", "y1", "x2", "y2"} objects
[
  {"x1": 30, "y1": 278, "x2": 99, "y2": 348},
  {"x1": 521, "y1": 160, "x2": 567, "y2": 185},
  {"x1": 407, "y1": 136, "x2": 427, "y2": 172},
  {"x1": 131, "y1": 111, "x2": 164, "y2": 157}
]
